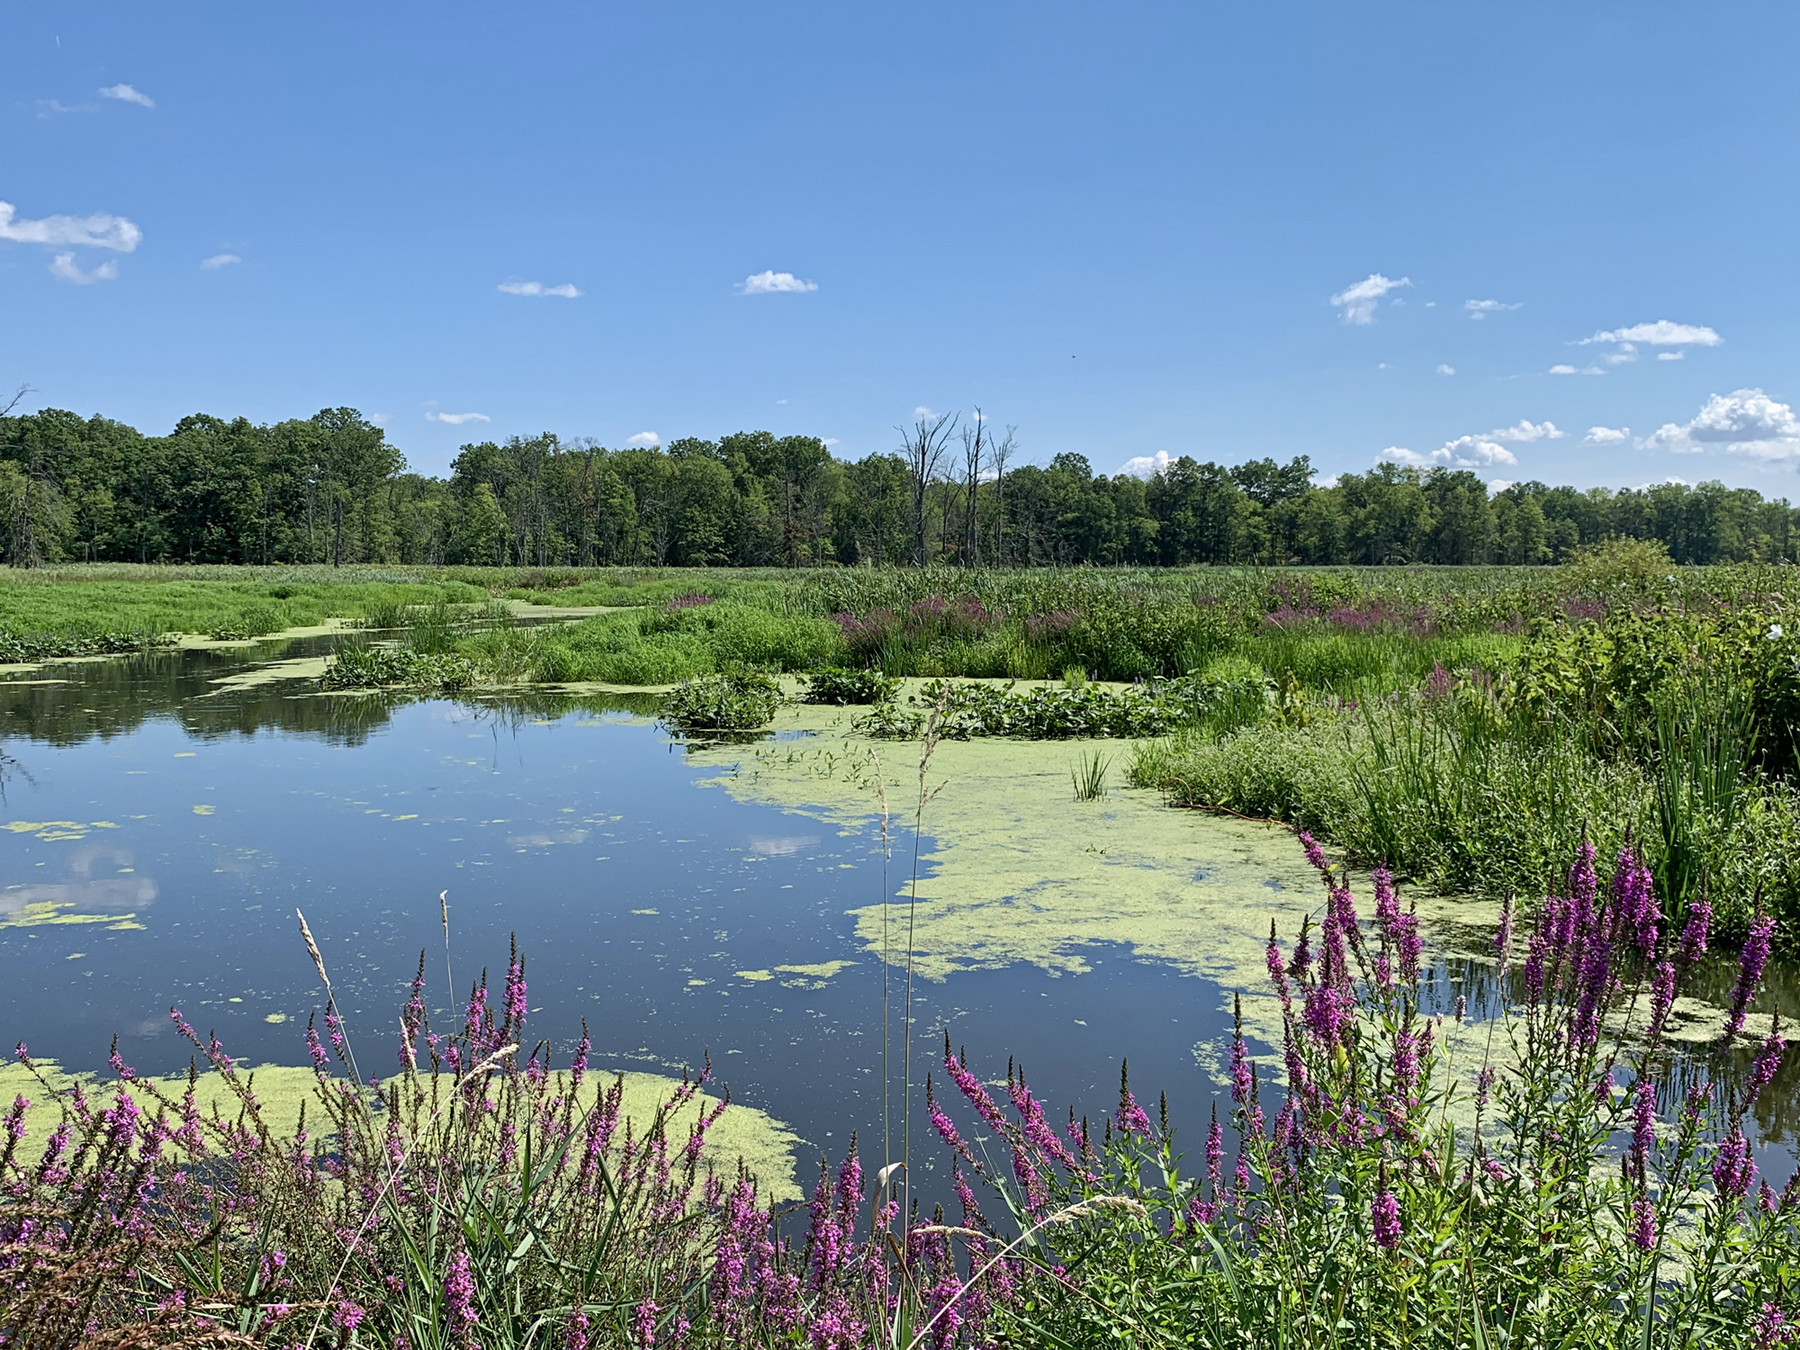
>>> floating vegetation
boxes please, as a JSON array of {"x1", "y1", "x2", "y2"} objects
[
  {"x1": 660, "y1": 670, "x2": 784, "y2": 733},
  {"x1": 801, "y1": 666, "x2": 897, "y2": 705},
  {"x1": 319, "y1": 645, "x2": 475, "y2": 691}
]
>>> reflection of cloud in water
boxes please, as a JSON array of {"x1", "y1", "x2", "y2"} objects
[
  {"x1": 507, "y1": 829, "x2": 589, "y2": 847},
  {"x1": 747, "y1": 835, "x2": 817, "y2": 856},
  {"x1": 0, "y1": 845, "x2": 155, "y2": 926}
]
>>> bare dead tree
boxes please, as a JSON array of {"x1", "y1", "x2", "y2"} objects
[
  {"x1": 898, "y1": 410, "x2": 957, "y2": 567},
  {"x1": 0, "y1": 384, "x2": 31, "y2": 419},
  {"x1": 959, "y1": 410, "x2": 987, "y2": 567},
  {"x1": 987, "y1": 425, "x2": 1017, "y2": 566}
]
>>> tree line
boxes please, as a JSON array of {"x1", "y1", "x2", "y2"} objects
[{"x1": 2, "y1": 403, "x2": 1798, "y2": 568}]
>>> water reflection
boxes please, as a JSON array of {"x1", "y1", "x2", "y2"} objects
[{"x1": 0, "y1": 635, "x2": 1793, "y2": 1193}]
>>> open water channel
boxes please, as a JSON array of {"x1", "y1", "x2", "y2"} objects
[{"x1": 0, "y1": 630, "x2": 1793, "y2": 1199}]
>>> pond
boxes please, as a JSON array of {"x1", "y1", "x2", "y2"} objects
[{"x1": 0, "y1": 631, "x2": 1793, "y2": 1201}]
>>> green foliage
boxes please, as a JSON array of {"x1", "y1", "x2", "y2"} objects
[
  {"x1": 0, "y1": 627, "x2": 168, "y2": 662},
  {"x1": 660, "y1": 670, "x2": 783, "y2": 732},
  {"x1": 320, "y1": 645, "x2": 475, "y2": 691},
  {"x1": 801, "y1": 666, "x2": 897, "y2": 705},
  {"x1": 1071, "y1": 749, "x2": 1110, "y2": 800}
]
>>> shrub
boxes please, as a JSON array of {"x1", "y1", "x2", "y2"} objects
[
  {"x1": 803, "y1": 667, "x2": 897, "y2": 705},
  {"x1": 320, "y1": 645, "x2": 474, "y2": 691},
  {"x1": 661, "y1": 670, "x2": 784, "y2": 732}
]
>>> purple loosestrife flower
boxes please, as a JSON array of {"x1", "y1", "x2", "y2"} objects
[
  {"x1": 945, "y1": 1041, "x2": 1009, "y2": 1135},
  {"x1": 1745, "y1": 1017, "x2": 1786, "y2": 1110},
  {"x1": 1373, "y1": 867, "x2": 1400, "y2": 950},
  {"x1": 1206, "y1": 1103, "x2": 1224, "y2": 1191},
  {"x1": 1632, "y1": 1078, "x2": 1656, "y2": 1164},
  {"x1": 1116, "y1": 1060, "x2": 1153, "y2": 1136},
  {"x1": 1676, "y1": 899, "x2": 1711, "y2": 965},
  {"x1": 927, "y1": 1078, "x2": 972, "y2": 1161},
  {"x1": 1755, "y1": 1304, "x2": 1795, "y2": 1349},
  {"x1": 1631, "y1": 1196, "x2": 1656, "y2": 1250},
  {"x1": 107, "y1": 1038, "x2": 136, "y2": 1081},
  {"x1": 572, "y1": 1022, "x2": 590, "y2": 1090},
  {"x1": 633, "y1": 1299, "x2": 658, "y2": 1348},
  {"x1": 504, "y1": 947, "x2": 528, "y2": 1032},
  {"x1": 333, "y1": 1302, "x2": 366, "y2": 1333},
  {"x1": 305, "y1": 1019, "x2": 329, "y2": 1075},
  {"x1": 1371, "y1": 1188, "x2": 1401, "y2": 1249},
  {"x1": 1612, "y1": 848, "x2": 1659, "y2": 956},
  {"x1": 1726, "y1": 911, "x2": 1775, "y2": 1042},
  {"x1": 1298, "y1": 831, "x2": 1331, "y2": 876},
  {"x1": 1288, "y1": 917, "x2": 1314, "y2": 979},
  {"x1": 564, "y1": 1311, "x2": 590, "y2": 1350},
  {"x1": 1649, "y1": 961, "x2": 1678, "y2": 1041},
  {"x1": 1392, "y1": 1028, "x2": 1420, "y2": 1094},
  {"x1": 1712, "y1": 1126, "x2": 1756, "y2": 1202},
  {"x1": 1265, "y1": 921, "x2": 1292, "y2": 1012},
  {"x1": 444, "y1": 1248, "x2": 478, "y2": 1347}
]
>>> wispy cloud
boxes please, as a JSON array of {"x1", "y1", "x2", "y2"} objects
[
  {"x1": 626, "y1": 432, "x2": 660, "y2": 447},
  {"x1": 1658, "y1": 351, "x2": 1685, "y2": 362},
  {"x1": 1436, "y1": 364, "x2": 1456, "y2": 376},
  {"x1": 739, "y1": 270, "x2": 817, "y2": 295},
  {"x1": 1581, "y1": 320, "x2": 1722, "y2": 347},
  {"x1": 1604, "y1": 343, "x2": 1638, "y2": 366},
  {"x1": 49, "y1": 253, "x2": 117, "y2": 285},
  {"x1": 1641, "y1": 388, "x2": 1800, "y2": 460},
  {"x1": 498, "y1": 280, "x2": 581, "y2": 298},
  {"x1": 0, "y1": 201, "x2": 141, "y2": 252},
  {"x1": 1330, "y1": 272, "x2": 1410, "y2": 325},
  {"x1": 200, "y1": 253, "x2": 240, "y2": 270},
  {"x1": 425, "y1": 411, "x2": 490, "y2": 425},
  {"x1": 99, "y1": 83, "x2": 154, "y2": 107},
  {"x1": 1584, "y1": 426, "x2": 1630, "y2": 445},
  {"x1": 35, "y1": 99, "x2": 95, "y2": 117},
  {"x1": 1464, "y1": 299, "x2": 1521, "y2": 320},
  {"x1": 913, "y1": 406, "x2": 939, "y2": 420},
  {"x1": 1549, "y1": 363, "x2": 1606, "y2": 376},
  {"x1": 1121, "y1": 450, "x2": 1173, "y2": 479}
]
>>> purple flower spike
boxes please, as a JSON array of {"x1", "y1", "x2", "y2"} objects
[
  {"x1": 1631, "y1": 1196, "x2": 1656, "y2": 1250},
  {"x1": 1725, "y1": 911, "x2": 1775, "y2": 1042},
  {"x1": 1676, "y1": 899, "x2": 1712, "y2": 965},
  {"x1": 1712, "y1": 1126, "x2": 1756, "y2": 1202},
  {"x1": 1371, "y1": 1189, "x2": 1401, "y2": 1248},
  {"x1": 1745, "y1": 1017, "x2": 1786, "y2": 1110}
]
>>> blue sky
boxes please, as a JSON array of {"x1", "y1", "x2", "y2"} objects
[{"x1": 4, "y1": 4, "x2": 1799, "y2": 491}]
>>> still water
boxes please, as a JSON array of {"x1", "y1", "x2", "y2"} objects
[{"x1": 0, "y1": 633, "x2": 1793, "y2": 1193}]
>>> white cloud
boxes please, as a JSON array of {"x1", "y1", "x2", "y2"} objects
[
  {"x1": 425, "y1": 411, "x2": 490, "y2": 425},
  {"x1": 36, "y1": 99, "x2": 94, "y2": 116},
  {"x1": 200, "y1": 253, "x2": 240, "y2": 270},
  {"x1": 1436, "y1": 364, "x2": 1456, "y2": 376},
  {"x1": 1658, "y1": 351, "x2": 1684, "y2": 361},
  {"x1": 98, "y1": 83, "x2": 154, "y2": 107},
  {"x1": 1490, "y1": 420, "x2": 1565, "y2": 443},
  {"x1": 1641, "y1": 388, "x2": 1800, "y2": 460},
  {"x1": 498, "y1": 280, "x2": 581, "y2": 298},
  {"x1": 823, "y1": 437, "x2": 841, "y2": 447},
  {"x1": 1330, "y1": 272, "x2": 1410, "y2": 325},
  {"x1": 1376, "y1": 418, "x2": 1557, "y2": 471},
  {"x1": 48, "y1": 252, "x2": 118, "y2": 284},
  {"x1": 1549, "y1": 363, "x2": 1606, "y2": 376},
  {"x1": 1424, "y1": 301, "x2": 1436, "y2": 308},
  {"x1": 0, "y1": 201, "x2": 141, "y2": 252},
  {"x1": 1465, "y1": 299, "x2": 1521, "y2": 320},
  {"x1": 1378, "y1": 362, "x2": 1391, "y2": 370},
  {"x1": 1488, "y1": 479, "x2": 1515, "y2": 494},
  {"x1": 1604, "y1": 342, "x2": 1638, "y2": 366},
  {"x1": 626, "y1": 432, "x2": 660, "y2": 447},
  {"x1": 739, "y1": 270, "x2": 817, "y2": 295},
  {"x1": 1583, "y1": 426, "x2": 1630, "y2": 445},
  {"x1": 1581, "y1": 320, "x2": 1723, "y2": 347},
  {"x1": 1435, "y1": 436, "x2": 1519, "y2": 467},
  {"x1": 369, "y1": 413, "x2": 391, "y2": 426},
  {"x1": 1121, "y1": 450, "x2": 1173, "y2": 479},
  {"x1": 913, "y1": 406, "x2": 939, "y2": 420}
]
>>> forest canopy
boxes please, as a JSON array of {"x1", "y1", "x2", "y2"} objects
[{"x1": 2, "y1": 404, "x2": 1797, "y2": 568}]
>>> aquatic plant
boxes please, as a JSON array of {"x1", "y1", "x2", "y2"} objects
[
  {"x1": 924, "y1": 836, "x2": 1797, "y2": 1346},
  {"x1": 802, "y1": 667, "x2": 898, "y2": 705},
  {"x1": 661, "y1": 670, "x2": 784, "y2": 733},
  {"x1": 320, "y1": 644, "x2": 475, "y2": 691},
  {"x1": 1070, "y1": 749, "x2": 1110, "y2": 801}
]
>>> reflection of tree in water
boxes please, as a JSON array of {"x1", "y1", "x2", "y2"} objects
[
  {"x1": 0, "y1": 638, "x2": 398, "y2": 748},
  {"x1": 0, "y1": 636, "x2": 669, "y2": 751}
]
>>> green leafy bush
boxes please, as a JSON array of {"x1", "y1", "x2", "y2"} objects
[
  {"x1": 660, "y1": 670, "x2": 783, "y2": 732},
  {"x1": 802, "y1": 667, "x2": 897, "y2": 704},
  {"x1": 320, "y1": 645, "x2": 474, "y2": 691}
]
